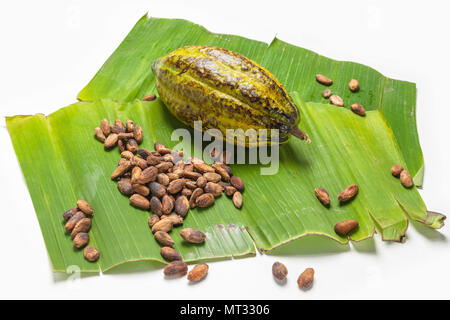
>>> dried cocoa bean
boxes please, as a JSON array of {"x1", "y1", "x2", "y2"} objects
[
  {"x1": 163, "y1": 260, "x2": 187, "y2": 277},
  {"x1": 330, "y1": 95, "x2": 344, "y2": 107},
  {"x1": 160, "y1": 247, "x2": 182, "y2": 261},
  {"x1": 77, "y1": 200, "x2": 94, "y2": 216},
  {"x1": 137, "y1": 166, "x2": 158, "y2": 184},
  {"x1": 272, "y1": 261, "x2": 288, "y2": 281},
  {"x1": 100, "y1": 119, "x2": 110, "y2": 136},
  {"x1": 132, "y1": 183, "x2": 150, "y2": 196},
  {"x1": 338, "y1": 184, "x2": 358, "y2": 203},
  {"x1": 391, "y1": 164, "x2": 404, "y2": 177},
  {"x1": 350, "y1": 103, "x2": 366, "y2": 116},
  {"x1": 118, "y1": 177, "x2": 133, "y2": 196},
  {"x1": 180, "y1": 228, "x2": 206, "y2": 243},
  {"x1": 334, "y1": 220, "x2": 359, "y2": 236},
  {"x1": 315, "y1": 188, "x2": 330, "y2": 206},
  {"x1": 71, "y1": 218, "x2": 92, "y2": 239},
  {"x1": 73, "y1": 232, "x2": 89, "y2": 249},
  {"x1": 143, "y1": 94, "x2": 156, "y2": 101},
  {"x1": 232, "y1": 191, "x2": 243, "y2": 209},
  {"x1": 63, "y1": 208, "x2": 78, "y2": 221},
  {"x1": 152, "y1": 218, "x2": 173, "y2": 233},
  {"x1": 130, "y1": 194, "x2": 150, "y2": 210},
  {"x1": 348, "y1": 79, "x2": 360, "y2": 92},
  {"x1": 154, "y1": 231, "x2": 174, "y2": 247},
  {"x1": 204, "y1": 182, "x2": 223, "y2": 197},
  {"x1": 149, "y1": 182, "x2": 167, "y2": 198},
  {"x1": 94, "y1": 127, "x2": 106, "y2": 142},
  {"x1": 65, "y1": 211, "x2": 86, "y2": 232},
  {"x1": 316, "y1": 74, "x2": 333, "y2": 86},
  {"x1": 189, "y1": 188, "x2": 203, "y2": 208},
  {"x1": 400, "y1": 170, "x2": 413, "y2": 188},
  {"x1": 196, "y1": 193, "x2": 215, "y2": 208},
  {"x1": 148, "y1": 214, "x2": 160, "y2": 228},
  {"x1": 104, "y1": 133, "x2": 119, "y2": 150},
  {"x1": 84, "y1": 246, "x2": 100, "y2": 262},
  {"x1": 297, "y1": 268, "x2": 314, "y2": 289},
  {"x1": 133, "y1": 125, "x2": 143, "y2": 144},
  {"x1": 150, "y1": 196, "x2": 163, "y2": 216},
  {"x1": 111, "y1": 160, "x2": 132, "y2": 180},
  {"x1": 188, "y1": 264, "x2": 209, "y2": 282},
  {"x1": 230, "y1": 176, "x2": 244, "y2": 192},
  {"x1": 175, "y1": 195, "x2": 189, "y2": 217}
]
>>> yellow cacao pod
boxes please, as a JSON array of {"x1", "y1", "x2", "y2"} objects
[{"x1": 152, "y1": 46, "x2": 309, "y2": 147}]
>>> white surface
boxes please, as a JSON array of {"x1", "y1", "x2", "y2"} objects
[{"x1": 1, "y1": 0, "x2": 449, "y2": 300}]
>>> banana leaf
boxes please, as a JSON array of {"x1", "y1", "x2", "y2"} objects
[
  {"x1": 78, "y1": 15, "x2": 424, "y2": 186},
  {"x1": 6, "y1": 96, "x2": 443, "y2": 272}
]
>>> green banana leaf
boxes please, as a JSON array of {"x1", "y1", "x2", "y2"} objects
[
  {"x1": 78, "y1": 15, "x2": 424, "y2": 186},
  {"x1": 6, "y1": 95, "x2": 443, "y2": 272}
]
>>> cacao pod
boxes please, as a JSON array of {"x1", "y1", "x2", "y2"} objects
[{"x1": 152, "y1": 46, "x2": 309, "y2": 147}]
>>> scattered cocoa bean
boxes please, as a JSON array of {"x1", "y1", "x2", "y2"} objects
[
  {"x1": 196, "y1": 193, "x2": 215, "y2": 208},
  {"x1": 391, "y1": 164, "x2": 404, "y2": 177},
  {"x1": 338, "y1": 184, "x2": 358, "y2": 203},
  {"x1": 316, "y1": 74, "x2": 333, "y2": 86},
  {"x1": 118, "y1": 139, "x2": 125, "y2": 153},
  {"x1": 147, "y1": 154, "x2": 162, "y2": 166},
  {"x1": 272, "y1": 261, "x2": 288, "y2": 281},
  {"x1": 143, "y1": 94, "x2": 156, "y2": 101},
  {"x1": 188, "y1": 264, "x2": 209, "y2": 282},
  {"x1": 161, "y1": 194, "x2": 174, "y2": 215},
  {"x1": 161, "y1": 214, "x2": 183, "y2": 226},
  {"x1": 224, "y1": 186, "x2": 237, "y2": 197},
  {"x1": 65, "y1": 211, "x2": 86, "y2": 232},
  {"x1": 156, "y1": 161, "x2": 173, "y2": 173},
  {"x1": 84, "y1": 246, "x2": 100, "y2": 262},
  {"x1": 130, "y1": 194, "x2": 150, "y2": 210},
  {"x1": 73, "y1": 232, "x2": 89, "y2": 249},
  {"x1": 160, "y1": 247, "x2": 182, "y2": 261},
  {"x1": 212, "y1": 162, "x2": 233, "y2": 176},
  {"x1": 330, "y1": 95, "x2": 344, "y2": 107},
  {"x1": 154, "y1": 231, "x2": 174, "y2": 247},
  {"x1": 194, "y1": 162, "x2": 215, "y2": 173},
  {"x1": 181, "y1": 188, "x2": 192, "y2": 198},
  {"x1": 232, "y1": 191, "x2": 243, "y2": 209},
  {"x1": 131, "y1": 156, "x2": 148, "y2": 169},
  {"x1": 315, "y1": 188, "x2": 330, "y2": 206},
  {"x1": 117, "y1": 132, "x2": 134, "y2": 140},
  {"x1": 350, "y1": 103, "x2": 366, "y2": 116},
  {"x1": 196, "y1": 176, "x2": 207, "y2": 188},
  {"x1": 125, "y1": 120, "x2": 135, "y2": 132},
  {"x1": 63, "y1": 208, "x2": 78, "y2": 221},
  {"x1": 182, "y1": 171, "x2": 202, "y2": 180},
  {"x1": 71, "y1": 217, "x2": 92, "y2": 239},
  {"x1": 322, "y1": 89, "x2": 332, "y2": 99},
  {"x1": 77, "y1": 200, "x2": 94, "y2": 216},
  {"x1": 131, "y1": 166, "x2": 142, "y2": 183},
  {"x1": 148, "y1": 214, "x2": 160, "y2": 228},
  {"x1": 230, "y1": 176, "x2": 244, "y2": 192},
  {"x1": 348, "y1": 79, "x2": 359, "y2": 92},
  {"x1": 334, "y1": 220, "x2": 359, "y2": 236},
  {"x1": 297, "y1": 268, "x2": 314, "y2": 289},
  {"x1": 111, "y1": 160, "x2": 132, "y2": 180},
  {"x1": 204, "y1": 182, "x2": 222, "y2": 197},
  {"x1": 137, "y1": 148, "x2": 151, "y2": 159},
  {"x1": 118, "y1": 177, "x2": 133, "y2": 196},
  {"x1": 175, "y1": 195, "x2": 189, "y2": 217},
  {"x1": 180, "y1": 228, "x2": 206, "y2": 243},
  {"x1": 121, "y1": 150, "x2": 134, "y2": 160},
  {"x1": 203, "y1": 172, "x2": 222, "y2": 183},
  {"x1": 163, "y1": 260, "x2": 187, "y2": 277},
  {"x1": 133, "y1": 125, "x2": 143, "y2": 144},
  {"x1": 126, "y1": 139, "x2": 139, "y2": 153},
  {"x1": 167, "y1": 179, "x2": 185, "y2": 194},
  {"x1": 138, "y1": 166, "x2": 158, "y2": 184},
  {"x1": 189, "y1": 188, "x2": 204, "y2": 208},
  {"x1": 104, "y1": 133, "x2": 119, "y2": 150},
  {"x1": 152, "y1": 218, "x2": 173, "y2": 233},
  {"x1": 157, "y1": 173, "x2": 170, "y2": 186},
  {"x1": 110, "y1": 125, "x2": 126, "y2": 134},
  {"x1": 150, "y1": 196, "x2": 163, "y2": 216},
  {"x1": 185, "y1": 180, "x2": 197, "y2": 189},
  {"x1": 94, "y1": 127, "x2": 106, "y2": 142},
  {"x1": 149, "y1": 182, "x2": 167, "y2": 198},
  {"x1": 400, "y1": 170, "x2": 413, "y2": 188},
  {"x1": 132, "y1": 183, "x2": 150, "y2": 196},
  {"x1": 100, "y1": 119, "x2": 110, "y2": 136}
]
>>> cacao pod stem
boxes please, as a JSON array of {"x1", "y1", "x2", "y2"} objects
[{"x1": 290, "y1": 127, "x2": 311, "y2": 144}]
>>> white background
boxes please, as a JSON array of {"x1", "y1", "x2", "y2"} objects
[{"x1": 1, "y1": 0, "x2": 449, "y2": 299}]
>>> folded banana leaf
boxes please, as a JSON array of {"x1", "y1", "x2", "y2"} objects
[
  {"x1": 78, "y1": 15, "x2": 424, "y2": 186},
  {"x1": 6, "y1": 96, "x2": 443, "y2": 272}
]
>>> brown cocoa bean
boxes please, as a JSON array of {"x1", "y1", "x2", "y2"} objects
[
  {"x1": 203, "y1": 172, "x2": 222, "y2": 183},
  {"x1": 322, "y1": 89, "x2": 332, "y2": 98},
  {"x1": 157, "y1": 173, "x2": 170, "y2": 186},
  {"x1": 77, "y1": 200, "x2": 94, "y2": 216},
  {"x1": 63, "y1": 208, "x2": 78, "y2": 221},
  {"x1": 334, "y1": 220, "x2": 359, "y2": 236},
  {"x1": 118, "y1": 177, "x2": 133, "y2": 196},
  {"x1": 73, "y1": 232, "x2": 89, "y2": 249},
  {"x1": 152, "y1": 218, "x2": 173, "y2": 233},
  {"x1": 348, "y1": 79, "x2": 360, "y2": 92},
  {"x1": 224, "y1": 186, "x2": 237, "y2": 197},
  {"x1": 338, "y1": 184, "x2": 358, "y2": 202},
  {"x1": 131, "y1": 166, "x2": 142, "y2": 184},
  {"x1": 272, "y1": 261, "x2": 288, "y2": 281},
  {"x1": 163, "y1": 260, "x2": 187, "y2": 277},
  {"x1": 104, "y1": 133, "x2": 119, "y2": 150},
  {"x1": 182, "y1": 170, "x2": 202, "y2": 180},
  {"x1": 160, "y1": 247, "x2": 182, "y2": 261},
  {"x1": 188, "y1": 264, "x2": 209, "y2": 282},
  {"x1": 111, "y1": 160, "x2": 132, "y2": 180},
  {"x1": 167, "y1": 172, "x2": 180, "y2": 181},
  {"x1": 316, "y1": 74, "x2": 333, "y2": 86},
  {"x1": 118, "y1": 139, "x2": 125, "y2": 153},
  {"x1": 148, "y1": 214, "x2": 160, "y2": 228},
  {"x1": 149, "y1": 182, "x2": 167, "y2": 198},
  {"x1": 84, "y1": 246, "x2": 100, "y2": 262},
  {"x1": 138, "y1": 166, "x2": 158, "y2": 184},
  {"x1": 161, "y1": 214, "x2": 183, "y2": 226},
  {"x1": 100, "y1": 119, "x2": 110, "y2": 136},
  {"x1": 132, "y1": 183, "x2": 150, "y2": 196},
  {"x1": 400, "y1": 170, "x2": 413, "y2": 188},
  {"x1": 175, "y1": 195, "x2": 189, "y2": 217},
  {"x1": 137, "y1": 148, "x2": 151, "y2": 159},
  {"x1": 180, "y1": 228, "x2": 206, "y2": 243},
  {"x1": 154, "y1": 231, "x2": 174, "y2": 247},
  {"x1": 133, "y1": 125, "x2": 143, "y2": 144},
  {"x1": 94, "y1": 127, "x2": 106, "y2": 142},
  {"x1": 185, "y1": 180, "x2": 197, "y2": 190},
  {"x1": 125, "y1": 120, "x2": 135, "y2": 132},
  {"x1": 196, "y1": 193, "x2": 215, "y2": 208},
  {"x1": 330, "y1": 95, "x2": 344, "y2": 107},
  {"x1": 297, "y1": 268, "x2": 314, "y2": 289},
  {"x1": 193, "y1": 162, "x2": 215, "y2": 173},
  {"x1": 110, "y1": 125, "x2": 126, "y2": 134},
  {"x1": 126, "y1": 139, "x2": 139, "y2": 153},
  {"x1": 181, "y1": 188, "x2": 192, "y2": 198},
  {"x1": 131, "y1": 156, "x2": 148, "y2": 169},
  {"x1": 143, "y1": 93, "x2": 156, "y2": 101},
  {"x1": 232, "y1": 191, "x2": 243, "y2": 209},
  {"x1": 189, "y1": 188, "x2": 204, "y2": 208},
  {"x1": 161, "y1": 194, "x2": 174, "y2": 215},
  {"x1": 121, "y1": 150, "x2": 134, "y2": 160},
  {"x1": 230, "y1": 176, "x2": 244, "y2": 192},
  {"x1": 204, "y1": 182, "x2": 223, "y2": 197},
  {"x1": 350, "y1": 103, "x2": 366, "y2": 116},
  {"x1": 196, "y1": 176, "x2": 207, "y2": 188},
  {"x1": 213, "y1": 166, "x2": 230, "y2": 182},
  {"x1": 118, "y1": 132, "x2": 134, "y2": 140},
  {"x1": 391, "y1": 164, "x2": 404, "y2": 177},
  {"x1": 147, "y1": 154, "x2": 162, "y2": 166},
  {"x1": 167, "y1": 179, "x2": 185, "y2": 194},
  {"x1": 65, "y1": 211, "x2": 86, "y2": 232},
  {"x1": 130, "y1": 194, "x2": 150, "y2": 210},
  {"x1": 315, "y1": 188, "x2": 330, "y2": 206},
  {"x1": 71, "y1": 218, "x2": 92, "y2": 239},
  {"x1": 212, "y1": 162, "x2": 233, "y2": 176},
  {"x1": 150, "y1": 196, "x2": 163, "y2": 216}
]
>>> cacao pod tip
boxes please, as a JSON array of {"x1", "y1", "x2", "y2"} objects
[{"x1": 290, "y1": 127, "x2": 311, "y2": 144}]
